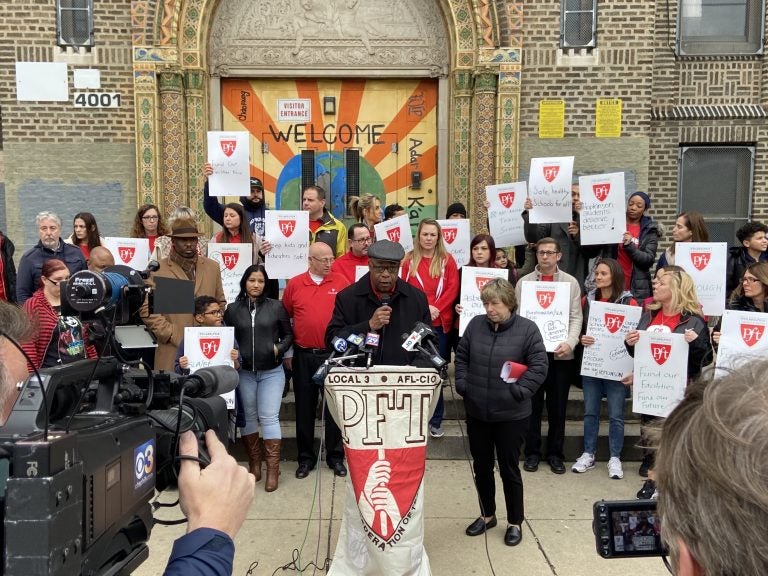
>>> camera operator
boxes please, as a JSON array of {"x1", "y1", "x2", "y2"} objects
[
  {"x1": 0, "y1": 302, "x2": 33, "y2": 424},
  {"x1": 164, "y1": 429, "x2": 255, "y2": 576},
  {"x1": 654, "y1": 361, "x2": 768, "y2": 575}
]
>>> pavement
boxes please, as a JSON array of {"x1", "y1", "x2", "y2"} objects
[{"x1": 135, "y1": 455, "x2": 669, "y2": 576}]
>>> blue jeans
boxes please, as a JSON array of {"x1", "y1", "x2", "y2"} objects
[
  {"x1": 429, "y1": 326, "x2": 449, "y2": 428},
  {"x1": 238, "y1": 365, "x2": 284, "y2": 439},
  {"x1": 582, "y1": 375, "x2": 626, "y2": 458}
]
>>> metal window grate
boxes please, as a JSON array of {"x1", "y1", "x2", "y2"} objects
[
  {"x1": 345, "y1": 149, "x2": 360, "y2": 217},
  {"x1": 561, "y1": 0, "x2": 597, "y2": 48},
  {"x1": 300, "y1": 149, "x2": 316, "y2": 194},
  {"x1": 677, "y1": 0, "x2": 765, "y2": 56},
  {"x1": 678, "y1": 145, "x2": 754, "y2": 244},
  {"x1": 56, "y1": 0, "x2": 93, "y2": 48}
]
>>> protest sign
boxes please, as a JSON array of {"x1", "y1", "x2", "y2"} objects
[
  {"x1": 715, "y1": 309, "x2": 768, "y2": 375},
  {"x1": 207, "y1": 243, "x2": 252, "y2": 303},
  {"x1": 676, "y1": 242, "x2": 727, "y2": 316},
  {"x1": 486, "y1": 182, "x2": 527, "y2": 247},
  {"x1": 528, "y1": 156, "x2": 574, "y2": 224},
  {"x1": 580, "y1": 301, "x2": 642, "y2": 381},
  {"x1": 518, "y1": 281, "x2": 571, "y2": 352},
  {"x1": 374, "y1": 215, "x2": 413, "y2": 254},
  {"x1": 264, "y1": 210, "x2": 309, "y2": 279},
  {"x1": 183, "y1": 326, "x2": 236, "y2": 408},
  {"x1": 436, "y1": 218, "x2": 470, "y2": 268},
  {"x1": 458, "y1": 267, "x2": 509, "y2": 336},
  {"x1": 206, "y1": 131, "x2": 250, "y2": 197},
  {"x1": 102, "y1": 237, "x2": 150, "y2": 271},
  {"x1": 632, "y1": 331, "x2": 688, "y2": 417},
  {"x1": 578, "y1": 172, "x2": 626, "y2": 245}
]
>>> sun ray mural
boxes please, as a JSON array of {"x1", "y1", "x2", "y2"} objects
[{"x1": 221, "y1": 78, "x2": 438, "y2": 227}]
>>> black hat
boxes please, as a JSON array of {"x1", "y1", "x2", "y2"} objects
[
  {"x1": 249, "y1": 177, "x2": 264, "y2": 190},
  {"x1": 367, "y1": 240, "x2": 405, "y2": 263},
  {"x1": 445, "y1": 202, "x2": 467, "y2": 219}
]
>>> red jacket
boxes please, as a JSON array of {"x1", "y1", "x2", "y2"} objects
[{"x1": 401, "y1": 254, "x2": 459, "y2": 332}]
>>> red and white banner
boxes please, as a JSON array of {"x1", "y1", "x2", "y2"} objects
[
  {"x1": 528, "y1": 156, "x2": 574, "y2": 224},
  {"x1": 374, "y1": 214, "x2": 413, "y2": 254},
  {"x1": 675, "y1": 242, "x2": 727, "y2": 316},
  {"x1": 715, "y1": 309, "x2": 768, "y2": 375},
  {"x1": 264, "y1": 210, "x2": 309, "y2": 279},
  {"x1": 184, "y1": 326, "x2": 236, "y2": 408},
  {"x1": 632, "y1": 331, "x2": 688, "y2": 417},
  {"x1": 436, "y1": 218, "x2": 470, "y2": 268},
  {"x1": 580, "y1": 301, "x2": 642, "y2": 381},
  {"x1": 578, "y1": 172, "x2": 627, "y2": 246},
  {"x1": 458, "y1": 266, "x2": 509, "y2": 336},
  {"x1": 206, "y1": 131, "x2": 250, "y2": 197},
  {"x1": 518, "y1": 281, "x2": 571, "y2": 352},
  {"x1": 102, "y1": 237, "x2": 149, "y2": 270},
  {"x1": 486, "y1": 181, "x2": 527, "y2": 247},
  {"x1": 325, "y1": 366, "x2": 440, "y2": 576},
  {"x1": 207, "y1": 243, "x2": 253, "y2": 304}
]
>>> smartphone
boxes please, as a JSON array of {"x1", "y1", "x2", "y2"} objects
[{"x1": 593, "y1": 500, "x2": 666, "y2": 558}]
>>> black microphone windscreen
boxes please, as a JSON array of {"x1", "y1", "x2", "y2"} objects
[{"x1": 184, "y1": 365, "x2": 239, "y2": 397}]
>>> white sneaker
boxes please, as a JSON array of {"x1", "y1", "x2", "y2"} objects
[
  {"x1": 608, "y1": 457, "x2": 624, "y2": 480},
  {"x1": 571, "y1": 452, "x2": 595, "y2": 473}
]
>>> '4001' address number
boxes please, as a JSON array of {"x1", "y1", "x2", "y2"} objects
[{"x1": 74, "y1": 93, "x2": 121, "y2": 108}]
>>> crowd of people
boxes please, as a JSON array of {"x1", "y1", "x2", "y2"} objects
[{"x1": 1, "y1": 172, "x2": 767, "y2": 570}]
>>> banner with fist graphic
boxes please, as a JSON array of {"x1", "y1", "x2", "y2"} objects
[
  {"x1": 578, "y1": 172, "x2": 627, "y2": 245},
  {"x1": 632, "y1": 331, "x2": 688, "y2": 417},
  {"x1": 264, "y1": 210, "x2": 309, "y2": 279},
  {"x1": 581, "y1": 301, "x2": 642, "y2": 380},
  {"x1": 676, "y1": 242, "x2": 727, "y2": 316},
  {"x1": 518, "y1": 281, "x2": 571, "y2": 352},
  {"x1": 184, "y1": 326, "x2": 236, "y2": 408},
  {"x1": 486, "y1": 181, "x2": 527, "y2": 247}
]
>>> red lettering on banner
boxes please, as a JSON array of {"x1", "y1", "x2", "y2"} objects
[
  {"x1": 690, "y1": 252, "x2": 711, "y2": 271},
  {"x1": 537, "y1": 290, "x2": 555, "y2": 309},
  {"x1": 592, "y1": 183, "x2": 610, "y2": 202},
  {"x1": 651, "y1": 343, "x2": 671, "y2": 365},
  {"x1": 604, "y1": 313, "x2": 625, "y2": 333},
  {"x1": 741, "y1": 323, "x2": 764, "y2": 347},
  {"x1": 221, "y1": 252, "x2": 239, "y2": 270},
  {"x1": 543, "y1": 166, "x2": 560, "y2": 183},
  {"x1": 199, "y1": 338, "x2": 220, "y2": 360},
  {"x1": 220, "y1": 139, "x2": 237, "y2": 157},
  {"x1": 118, "y1": 246, "x2": 135, "y2": 263},
  {"x1": 499, "y1": 192, "x2": 515, "y2": 209}
]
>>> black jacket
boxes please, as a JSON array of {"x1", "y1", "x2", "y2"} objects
[
  {"x1": 711, "y1": 295, "x2": 768, "y2": 351},
  {"x1": 455, "y1": 313, "x2": 548, "y2": 422},
  {"x1": 0, "y1": 231, "x2": 17, "y2": 303},
  {"x1": 725, "y1": 246, "x2": 768, "y2": 297},
  {"x1": 224, "y1": 296, "x2": 293, "y2": 371},
  {"x1": 16, "y1": 239, "x2": 87, "y2": 304},
  {"x1": 326, "y1": 275, "x2": 431, "y2": 367},
  {"x1": 602, "y1": 215, "x2": 659, "y2": 301}
]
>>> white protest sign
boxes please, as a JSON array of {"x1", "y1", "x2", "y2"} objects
[
  {"x1": 264, "y1": 210, "x2": 309, "y2": 279},
  {"x1": 676, "y1": 242, "x2": 727, "y2": 316},
  {"x1": 458, "y1": 267, "x2": 509, "y2": 336},
  {"x1": 578, "y1": 172, "x2": 627, "y2": 245},
  {"x1": 518, "y1": 281, "x2": 571, "y2": 352},
  {"x1": 580, "y1": 301, "x2": 642, "y2": 381},
  {"x1": 715, "y1": 309, "x2": 768, "y2": 375},
  {"x1": 528, "y1": 156, "x2": 574, "y2": 224},
  {"x1": 632, "y1": 331, "x2": 688, "y2": 417},
  {"x1": 355, "y1": 265, "x2": 369, "y2": 282},
  {"x1": 436, "y1": 218, "x2": 470, "y2": 268},
  {"x1": 374, "y1": 215, "x2": 413, "y2": 254},
  {"x1": 486, "y1": 182, "x2": 527, "y2": 247},
  {"x1": 207, "y1": 243, "x2": 252, "y2": 304},
  {"x1": 207, "y1": 131, "x2": 250, "y2": 197},
  {"x1": 184, "y1": 327, "x2": 236, "y2": 408},
  {"x1": 103, "y1": 237, "x2": 150, "y2": 270}
]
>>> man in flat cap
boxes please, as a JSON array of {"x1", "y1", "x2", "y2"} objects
[
  {"x1": 326, "y1": 239, "x2": 431, "y2": 366},
  {"x1": 142, "y1": 217, "x2": 227, "y2": 371}
]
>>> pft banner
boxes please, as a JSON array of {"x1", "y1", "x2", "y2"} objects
[
  {"x1": 206, "y1": 131, "x2": 250, "y2": 197},
  {"x1": 518, "y1": 281, "x2": 571, "y2": 352},
  {"x1": 580, "y1": 301, "x2": 642, "y2": 381},
  {"x1": 528, "y1": 156, "x2": 574, "y2": 224},
  {"x1": 715, "y1": 309, "x2": 768, "y2": 375},
  {"x1": 436, "y1": 218, "x2": 470, "y2": 268},
  {"x1": 486, "y1": 181, "x2": 527, "y2": 248},
  {"x1": 578, "y1": 172, "x2": 626, "y2": 246},
  {"x1": 325, "y1": 366, "x2": 440, "y2": 576},
  {"x1": 374, "y1": 215, "x2": 414, "y2": 254},
  {"x1": 183, "y1": 326, "x2": 236, "y2": 408},
  {"x1": 458, "y1": 266, "x2": 509, "y2": 336},
  {"x1": 264, "y1": 210, "x2": 309, "y2": 279},
  {"x1": 676, "y1": 242, "x2": 727, "y2": 316},
  {"x1": 207, "y1": 243, "x2": 253, "y2": 304},
  {"x1": 632, "y1": 331, "x2": 688, "y2": 418}
]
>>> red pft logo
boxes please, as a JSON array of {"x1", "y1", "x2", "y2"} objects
[
  {"x1": 741, "y1": 323, "x2": 764, "y2": 347},
  {"x1": 221, "y1": 251, "x2": 239, "y2": 270},
  {"x1": 118, "y1": 246, "x2": 135, "y2": 264},
  {"x1": 199, "y1": 338, "x2": 220, "y2": 360},
  {"x1": 476, "y1": 276, "x2": 494, "y2": 291},
  {"x1": 220, "y1": 139, "x2": 237, "y2": 157},
  {"x1": 604, "y1": 313, "x2": 625, "y2": 333},
  {"x1": 442, "y1": 227, "x2": 457, "y2": 244},
  {"x1": 592, "y1": 183, "x2": 610, "y2": 202},
  {"x1": 690, "y1": 252, "x2": 711, "y2": 271},
  {"x1": 537, "y1": 290, "x2": 555, "y2": 309},
  {"x1": 387, "y1": 227, "x2": 401, "y2": 243},
  {"x1": 499, "y1": 191, "x2": 515, "y2": 208},
  {"x1": 543, "y1": 165, "x2": 560, "y2": 183},
  {"x1": 279, "y1": 220, "x2": 295, "y2": 237},
  {"x1": 650, "y1": 343, "x2": 671, "y2": 365}
]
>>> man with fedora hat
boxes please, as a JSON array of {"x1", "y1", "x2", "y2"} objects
[
  {"x1": 142, "y1": 217, "x2": 227, "y2": 371},
  {"x1": 326, "y1": 239, "x2": 431, "y2": 366}
]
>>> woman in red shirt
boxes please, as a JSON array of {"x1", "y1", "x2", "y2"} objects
[
  {"x1": 131, "y1": 203, "x2": 168, "y2": 257},
  {"x1": 65, "y1": 212, "x2": 103, "y2": 261}
]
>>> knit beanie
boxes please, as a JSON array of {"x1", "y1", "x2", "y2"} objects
[
  {"x1": 445, "y1": 202, "x2": 468, "y2": 219},
  {"x1": 628, "y1": 191, "x2": 651, "y2": 211}
]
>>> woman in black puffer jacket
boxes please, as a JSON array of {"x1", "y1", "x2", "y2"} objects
[
  {"x1": 224, "y1": 264, "x2": 293, "y2": 492},
  {"x1": 455, "y1": 278, "x2": 548, "y2": 547}
]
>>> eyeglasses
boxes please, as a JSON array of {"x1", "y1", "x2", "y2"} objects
[
  {"x1": 44, "y1": 276, "x2": 69, "y2": 286},
  {"x1": 142, "y1": 215, "x2": 159, "y2": 221},
  {"x1": 742, "y1": 276, "x2": 761, "y2": 284},
  {"x1": 352, "y1": 237, "x2": 372, "y2": 244},
  {"x1": 536, "y1": 250, "x2": 559, "y2": 257},
  {"x1": 370, "y1": 264, "x2": 399, "y2": 274},
  {"x1": 203, "y1": 310, "x2": 224, "y2": 317},
  {"x1": 310, "y1": 256, "x2": 334, "y2": 265}
]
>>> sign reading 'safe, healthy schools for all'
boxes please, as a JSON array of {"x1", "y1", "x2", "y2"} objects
[
  {"x1": 184, "y1": 326, "x2": 236, "y2": 409},
  {"x1": 518, "y1": 281, "x2": 571, "y2": 352},
  {"x1": 676, "y1": 242, "x2": 727, "y2": 316},
  {"x1": 458, "y1": 267, "x2": 509, "y2": 336},
  {"x1": 581, "y1": 301, "x2": 642, "y2": 381},
  {"x1": 528, "y1": 156, "x2": 574, "y2": 224},
  {"x1": 632, "y1": 331, "x2": 688, "y2": 418}
]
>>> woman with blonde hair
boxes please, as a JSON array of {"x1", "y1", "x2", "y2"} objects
[
  {"x1": 402, "y1": 218, "x2": 459, "y2": 437},
  {"x1": 349, "y1": 193, "x2": 382, "y2": 232}
]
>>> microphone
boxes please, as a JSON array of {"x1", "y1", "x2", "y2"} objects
[
  {"x1": 312, "y1": 334, "x2": 364, "y2": 384},
  {"x1": 400, "y1": 329, "x2": 448, "y2": 375},
  {"x1": 401, "y1": 321, "x2": 433, "y2": 351},
  {"x1": 183, "y1": 365, "x2": 239, "y2": 398},
  {"x1": 364, "y1": 332, "x2": 380, "y2": 368}
]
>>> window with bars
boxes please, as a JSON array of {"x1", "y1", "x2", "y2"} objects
[
  {"x1": 678, "y1": 145, "x2": 755, "y2": 244},
  {"x1": 677, "y1": 0, "x2": 765, "y2": 56},
  {"x1": 560, "y1": 0, "x2": 597, "y2": 48},
  {"x1": 56, "y1": 0, "x2": 94, "y2": 48}
]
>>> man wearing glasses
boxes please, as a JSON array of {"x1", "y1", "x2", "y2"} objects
[
  {"x1": 16, "y1": 211, "x2": 86, "y2": 304},
  {"x1": 326, "y1": 239, "x2": 431, "y2": 366},
  {"x1": 283, "y1": 241, "x2": 349, "y2": 479},
  {"x1": 515, "y1": 237, "x2": 582, "y2": 475},
  {"x1": 331, "y1": 223, "x2": 372, "y2": 285}
]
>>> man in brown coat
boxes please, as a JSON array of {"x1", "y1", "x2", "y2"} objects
[{"x1": 142, "y1": 217, "x2": 226, "y2": 371}]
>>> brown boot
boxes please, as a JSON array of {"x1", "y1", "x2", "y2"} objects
[
  {"x1": 241, "y1": 433, "x2": 262, "y2": 481},
  {"x1": 263, "y1": 439, "x2": 282, "y2": 492}
]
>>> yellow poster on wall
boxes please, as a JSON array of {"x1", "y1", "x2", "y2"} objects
[
  {"x1": 538, "y1": 100, "x2": 565, "y2": 139},
  {"x1": 596, "y1": 99, "x2": 622, "y2": 138},
  {"x1": 220, "y1": 78, "x2": 438, "y2": 226}
]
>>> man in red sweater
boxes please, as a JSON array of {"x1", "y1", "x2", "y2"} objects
[
  {"x1": 331, "y1": 223, "x2": 371, "y2": 286},
  {"x1": 283, "y1": 241, "x2": 350, "y2": 479}
]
